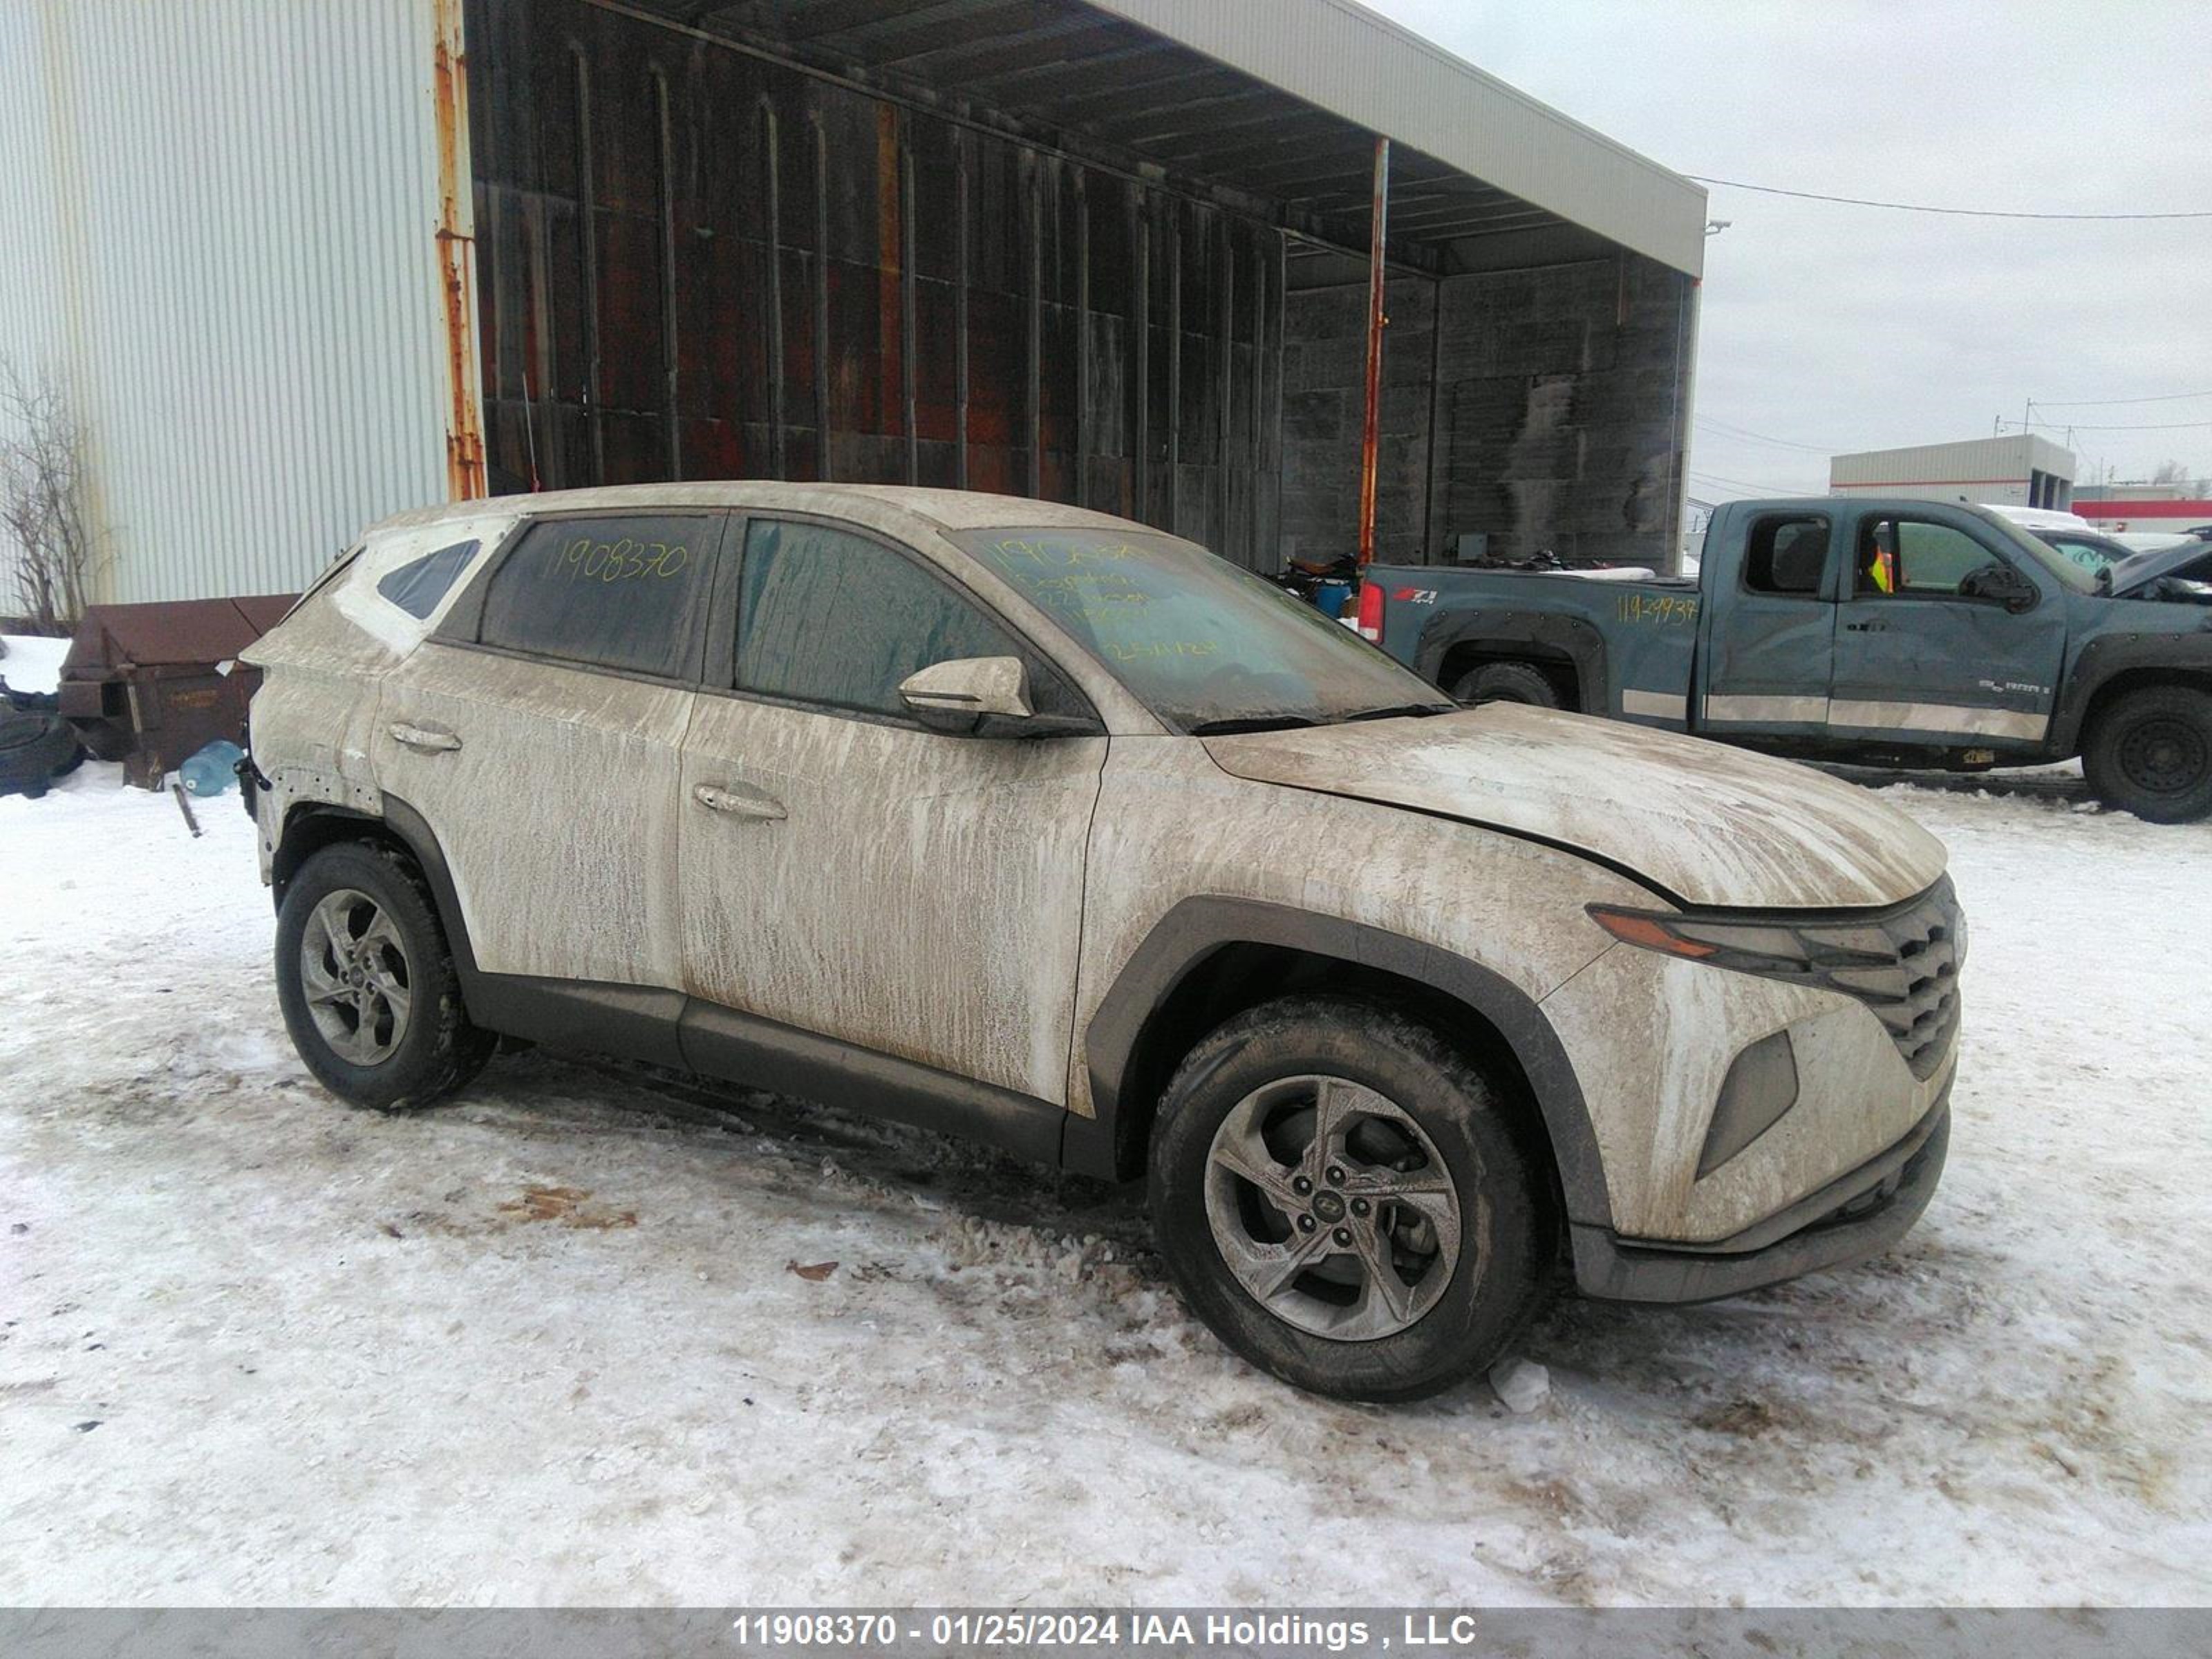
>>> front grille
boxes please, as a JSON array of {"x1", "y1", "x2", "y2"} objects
[{"x1": 1787, "y1": 880, "x2": 1965, "y2": 1079}]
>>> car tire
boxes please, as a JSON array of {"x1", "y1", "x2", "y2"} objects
[
  {"x1": 274, "y1": 840, "x2": 496, "y2": 1110},
  {"x1": 2083, "y1": 685, "x2": 2212, "y2": 823},
  {"x1": 1147, "y1": 994, "x2": 1553, "y2": 1402},
  {"x1": 1451, "y1": 659, "x2": 1561, "y2": 708}
]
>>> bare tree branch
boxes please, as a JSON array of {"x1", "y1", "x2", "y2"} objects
[{"x1": 0, "y1": 357, "x2": 106, "y2": 634}]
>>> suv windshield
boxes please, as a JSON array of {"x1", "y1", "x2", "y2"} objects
[{"x1": 950, "y1": 526, "x2": 1449, "y2": 731}]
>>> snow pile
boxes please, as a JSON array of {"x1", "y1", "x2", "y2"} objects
[
  {"x1": 0, "y1": 632, "x2": 70, "y2": 695},
  {"x1": 0, "y1": 765, "x2": 2207, "y2": 1604}
]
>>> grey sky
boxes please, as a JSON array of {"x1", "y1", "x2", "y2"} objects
[{"x1": 1363, "y1": 0, "x2": 2212, "y2": 500}]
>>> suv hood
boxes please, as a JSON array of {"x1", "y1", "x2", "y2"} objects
[
  {"x1": 1203, "y1": 705, "x2": 1947, "y2": 910},
  {"x1": 2106, "y1": 541, "x2": 2212, "y2": 600}
]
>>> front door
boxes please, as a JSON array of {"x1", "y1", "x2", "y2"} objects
[
  {"x1": 1698, "y1": 509, "x2": 1839, "y2": 738},
  {"x1": 1827, "y1": 510, "x2": 2068, "y2": 751},
  {"x1": 375, "y1": 509, "x2": 726, "y2": 990},
  {"x1": 678, "y1": 516, "x2": 1107, "y2": 1103}
]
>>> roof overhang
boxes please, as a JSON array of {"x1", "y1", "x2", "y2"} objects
[{"x1": 602, "y1": 0, "x2": 1707, "y2": 279}]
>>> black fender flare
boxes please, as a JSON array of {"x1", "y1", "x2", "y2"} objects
[
  {"x1": 2047, "y1": 630, "x2": 2212, "y2": 753},
  {"x1": 274, "y1": 794, "x2": 486, "y2": 997},
  {"x1": 1067, "y1": 896, "x2": 1613, "y2": 1227},
  {"x1": 1414, "y1": 608, "x2": 1609, "y2": 709}
]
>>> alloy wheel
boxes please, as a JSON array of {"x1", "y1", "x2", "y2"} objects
[
  {"x1": 299, "y1": 888, "x2": 413, "y2": 1066},
  {"x1": 1202, "y1": 1074, "x2": 1463, "y2": 1342}
]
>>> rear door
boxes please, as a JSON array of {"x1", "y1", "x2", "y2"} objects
[
  {"x1": 677, "y1": 515, "x2": 1107, "y2": 1103},
  {"x1": 1827, "y1": 507, "x2": 2067, "y2": 751},
  {"x1": 375, "y1": 509, "x2": 725, "y2": 993},
  {"x1": 1696, "y1": 508, "x2": 1839, "y2": 737}
]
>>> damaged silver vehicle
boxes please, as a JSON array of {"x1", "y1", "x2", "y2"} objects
[{"x1": 244, "y1": 485, "x2": 1961, "y2": 1400}]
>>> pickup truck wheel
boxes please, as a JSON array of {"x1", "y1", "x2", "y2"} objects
[
  {"x1": 2083, "y1": 686, "x2": 2212, "y2": 823},
  {"x1": 275, "y1": 841, "x2": 496, "y2": 1109},
  {"x1": 1147, "y1": 995, "x2": 1551, "y2": 1402},
  {"x1": 1451, "y1": 660, "x2": 1560, "y2": 708}
]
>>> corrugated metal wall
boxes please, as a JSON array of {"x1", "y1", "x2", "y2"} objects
[
  {"x1": 466, "y1": 0, "x2": 1286, "y2": 568},
  {"x1": 0, "y1": 1, "x2": 453, "y2": 606}
]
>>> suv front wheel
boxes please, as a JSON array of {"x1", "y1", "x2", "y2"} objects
[
  {"x1": 275, "y1": 841, "x2": 496, "y2": 1110},
  {"x1": 1147, "y1": 995, "x2": 1552, "y2": 1402}
]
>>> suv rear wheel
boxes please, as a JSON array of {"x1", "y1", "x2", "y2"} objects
[
  {"x1": 2083, "y1": 684, "x2": 2212, "y2": 823},
  {"x1": 1147, "y1": 994, "x2": 1552, "y2": 1402},
  {"x1": 275, "y1": 841, "x2": 496, "y2": 1109}
]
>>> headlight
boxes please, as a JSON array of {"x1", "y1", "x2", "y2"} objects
[{"x1": 1586, "y1": 905, "x2": 1855, "y2": 982}]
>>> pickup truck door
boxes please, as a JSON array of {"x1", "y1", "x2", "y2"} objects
[
  {"x1": 1697, "y1": 508, "x2": 1839, "y2": 737},
  {"x1": 1827, "y1": 509, "x2": 2067, "y2": 751}
]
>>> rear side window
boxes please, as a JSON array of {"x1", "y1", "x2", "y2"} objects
[
  {"x1": 478, "y1": 514, "x2": 716, "y2": 679},
  {"x1": 1742, "y1": 515, "x2": 1829, "y2": 597},
  {"x1": 377, "y1": 539, "x2": 479, "y2": 619},
  {"x1": 733, "y1": 519, "x2": 1079, "y2": 720}
]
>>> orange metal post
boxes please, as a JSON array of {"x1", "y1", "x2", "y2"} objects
[
  {"x1": 1357, "y1": 136, "x2": 1389, "y2": 565},
  {"x1": 433, "y1": 0, "x2": 487, "y2": 501}
]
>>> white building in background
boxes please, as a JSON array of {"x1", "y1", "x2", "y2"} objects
[{"x1": 1828, "y1": 434, "x2": 2076, "y2": 511}]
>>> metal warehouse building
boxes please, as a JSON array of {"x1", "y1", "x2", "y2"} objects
[
  {"x1": 0, "y1": 0, "x2": 1708, "y2": 606},
  {"x1": 1829, "y1": 433, "x2": 2077, "y2": 512}
]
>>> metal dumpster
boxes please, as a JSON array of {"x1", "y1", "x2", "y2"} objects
[{"x1": 57, "y1": 596, "x2": 297, "y2": 787}]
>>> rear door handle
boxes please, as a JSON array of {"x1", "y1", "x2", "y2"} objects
[
  {"x1": 693, "y1": 781, "x2": 786, "y2": 822},
  {"x1": 388, "y1": 721, "x2": 462, "y2": 752}
]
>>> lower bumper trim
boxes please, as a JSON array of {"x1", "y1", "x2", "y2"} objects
[{"x1": 1569, "y1": 1101, "x2": 1950, "y2": 1304}]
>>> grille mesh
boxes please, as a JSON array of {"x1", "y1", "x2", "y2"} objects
[{"x1": 1792, "y1": 881, "x2": 1965, "y2": 1079}]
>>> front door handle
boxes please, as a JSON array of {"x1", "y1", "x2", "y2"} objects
[
  {"x1": 388, "y1": 721, "x2": 462, "y2": 752},
  {"x1": 693, "y1": 781, "x2": 786, "y2": 822}
]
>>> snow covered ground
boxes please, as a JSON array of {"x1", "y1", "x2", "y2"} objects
[{"x1": 1, "y1": 762, "x2": 2207, "y2": 1606}]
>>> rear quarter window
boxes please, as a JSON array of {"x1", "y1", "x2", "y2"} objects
[
  {"x1": 477, "y1": 514, "x2": 718, "y2": 679},
  {"x1": 377, "y1": 539, "x2": 479, "y2": 619}
]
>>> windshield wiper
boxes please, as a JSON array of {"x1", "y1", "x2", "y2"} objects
[
  {"x1": 1341, "y1": 702, "x2": 1454, "y2": 722},
  {"x1": 1187, "y1": 715, "x2": 1322, "y2": 735}
]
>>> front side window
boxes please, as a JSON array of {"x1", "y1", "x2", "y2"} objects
[
  {"x1": 478, "y1": 514, "x2": 716, "y2": 679},
  {"x1": 948, "y1": 526, "x2": 1451, "y2": 732},
  {"x1": 1855, "y1": 518, "x2": 1996, "y2": 598},
  {"x1": 734, "y1": 520, "x2": 1078, "y2": 721}
]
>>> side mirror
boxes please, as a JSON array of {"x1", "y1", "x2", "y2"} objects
[
  {"x1": 1960, "y1": 561, "x2": 2038, "y2": 614},
  {"x1": 898, "y1": 656, "x2": 1033, "y2": 735}
]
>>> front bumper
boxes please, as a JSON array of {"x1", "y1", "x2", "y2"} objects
[{"x1": 1568, "y1": 1091, "x2": 1950, "y2": 1304}]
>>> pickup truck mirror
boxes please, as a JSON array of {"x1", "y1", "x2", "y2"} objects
[{"x1": 1959, "y1": 561, "x2": 2038, "y2": 614}]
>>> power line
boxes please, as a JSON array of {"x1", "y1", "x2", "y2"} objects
[
  {"x1": 1688, "y1": 176, "x2": 2212, "y2": 221},
  {"x1": 2002, "y1": 417, "x2": 2212, "y2": 432},
  {"x1": 2030, "y1": 389, "x2": 2212, "y2": 407},
  {"x1": 1689, "y1": 467, "x2": 1817, "y2": 495},
  {"x1": 1696, "y1": 415, "x2": 1835, "y2": 453}
]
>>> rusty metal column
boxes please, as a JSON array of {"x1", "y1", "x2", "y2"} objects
[
  {"x1": 1357, "y1": 136, "x2": 1389, "y2": 565},
  {"x1": 432, "y1": 0, "x2": 485, "y2": 500}
]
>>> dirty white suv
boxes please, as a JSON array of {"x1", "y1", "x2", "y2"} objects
[{"x1": 245, "y1": 484, "x2": 1960, "y2": 1400}]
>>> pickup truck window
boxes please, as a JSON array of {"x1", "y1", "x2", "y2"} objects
[
  {"x1": 1744, "y1": 516, "x2": 1830, "y2": 597},
  {"x1": 950, "y1": 525, "x2": 1448, "y2": 732},
  {"x1": 1855, "y1": 519, "x2": 1996, "y2": 598}
]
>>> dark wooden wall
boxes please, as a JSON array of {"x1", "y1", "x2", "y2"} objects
[{"x1": 465, "y1": 0, "x2": 1286, "y2": 567}]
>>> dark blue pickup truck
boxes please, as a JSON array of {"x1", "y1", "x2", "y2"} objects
[{"x1": 1360, "y1": 496, "x2": 2212, "y2": 821}]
